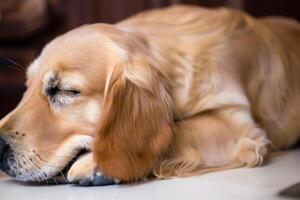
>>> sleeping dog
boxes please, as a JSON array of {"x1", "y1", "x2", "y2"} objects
[{"x1": 0, "y1": 5, "x2": 300, "y2": 186}]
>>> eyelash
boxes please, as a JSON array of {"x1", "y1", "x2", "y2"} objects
[
  {"x1": 62, "y1": 89, "x2": 81, "y2": 96},
  {"x1": 47, "y1": 86, "x2": 80, "y2": 96}
]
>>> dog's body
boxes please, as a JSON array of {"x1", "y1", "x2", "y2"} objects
[{"x1": 0, "y1": 5, "x2": 300, "y2": 184}]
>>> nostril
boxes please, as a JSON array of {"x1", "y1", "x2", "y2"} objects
[{"x1": 0, "y1": 138, "x2": 9, "y2": 163}]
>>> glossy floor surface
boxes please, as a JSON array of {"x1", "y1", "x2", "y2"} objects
[{"x1": 0, "y1": 149, "x2": 299, "y2": 200}]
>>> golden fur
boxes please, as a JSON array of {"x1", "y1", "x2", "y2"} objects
[{"x1": 0, "y1": 5, "x2": 299, "y2": 183}]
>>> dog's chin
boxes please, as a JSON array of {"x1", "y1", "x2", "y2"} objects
[{"x1": 49, "y1": 149, "x2": 90, "y2": 184}]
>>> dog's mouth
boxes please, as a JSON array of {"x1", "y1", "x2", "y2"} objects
[{"x1": 49, "y1": 149, "x2": 89, "y2": 184}]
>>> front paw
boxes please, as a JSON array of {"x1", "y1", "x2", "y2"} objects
[{"x1": 67, "y1": 152, "x2": 119, "y2": 186}]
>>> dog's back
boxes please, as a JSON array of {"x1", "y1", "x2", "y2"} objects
[
  {"x1": 118, "y1": 5, "x2": 300, "y2": 149},
  {"x1": 255, "y1": 17, "x2": 300, "y2": 148}
]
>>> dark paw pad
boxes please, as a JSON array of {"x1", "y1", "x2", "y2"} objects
[{"x1": 75, "y1": 171, "x2": 120, "y2": 186}]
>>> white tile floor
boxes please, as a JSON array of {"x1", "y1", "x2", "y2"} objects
[{"x1": 0, "y1": 149, "x2": 299, "y2": 200}]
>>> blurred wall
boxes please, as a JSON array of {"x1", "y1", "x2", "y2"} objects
[{"x1": 0, "y1": 0, "x2": 299, "y2": 118}]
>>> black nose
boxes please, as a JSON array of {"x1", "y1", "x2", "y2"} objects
[
  {"x1": 0, "y1": 138, "x2": 10, "y2": 167},
  {"x1": 0, "y1": 138, "x2": 13, "y2": 176},
  {"x1": 0, "y1": 138, "x2": 8, "y2": 163}
]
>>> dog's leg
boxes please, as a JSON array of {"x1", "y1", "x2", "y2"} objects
[
  {"x1": 224, "y1": 107, "x2": 270, "y2": 167},
  {"x1": 154, "y1": 106, "x2": 269, "y2": 178},
  {"x1": 67, "y1": 152, "x2": 119, "y2": 186}
]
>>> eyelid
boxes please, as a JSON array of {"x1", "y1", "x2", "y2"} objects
[
  {"x1": 60, "y1": 72, "x2": 85, "y2": 87},
  {"x1": 60, "y1": 85, "x2": 74, "y2": 91},
  {"x1": 59, "y1": 84, "x2": 81, "y2": 93}
]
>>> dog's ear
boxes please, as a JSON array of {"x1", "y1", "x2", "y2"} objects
[{"x1": 94, "y1": 58, "x2": 173, "y2": 181}]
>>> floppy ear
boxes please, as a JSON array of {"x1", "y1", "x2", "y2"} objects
[{"x1": 94, "y1": 59, "x2": 173, "y2": 181}]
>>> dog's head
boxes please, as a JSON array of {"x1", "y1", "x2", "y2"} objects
[{"x1": 0, "y1": 24, "x2": 173, "y2": 182}]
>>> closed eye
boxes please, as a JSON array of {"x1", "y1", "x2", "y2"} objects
[
  {"x1": 47, "y1": 88, "x2": 81, "y2": 109},
  {"x1": 62, "y1": 89, "x2": 81, "y2": 96},
  {"x1": 46, "y1": 86, "x2": 80, "y2": 107},
  {"x1": 46, "y1": 86, "x2": 80, "y2": 97},
  {"x1": 44, "y1": 72, "x2": 81, "y2": 108}
]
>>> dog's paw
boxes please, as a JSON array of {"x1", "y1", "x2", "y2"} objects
[
  {"x1": 74, "y1": 171, "x2": 117, "y2": 186},
  {"x1": 67, "y1": 152, "x2": 119, "y2": 186},
  {"x1": 233, "y1": 137, "x2": 268, "y2": 167}
]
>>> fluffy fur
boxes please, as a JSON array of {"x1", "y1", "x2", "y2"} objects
[{"x1": 0, "y1": 5, "x2": 299, "y2": 183}]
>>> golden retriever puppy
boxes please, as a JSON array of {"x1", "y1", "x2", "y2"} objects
[{"x1": 0, "y1": 5, "x2": 299, "y2": 185}]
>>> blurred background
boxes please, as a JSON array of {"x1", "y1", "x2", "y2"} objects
[{"x1": 0, "y1": 0, "x2": 299, "y2": 118}]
